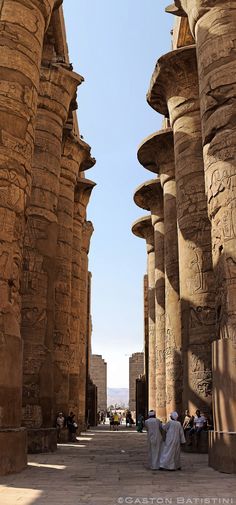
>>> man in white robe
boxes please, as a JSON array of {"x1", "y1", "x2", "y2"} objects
[
  {"x1": 145, "y1": 410, "x2": 163, "y2": 470},
  {"x1": 159, "y1": 411, "x2": 186, "y2": 470}
]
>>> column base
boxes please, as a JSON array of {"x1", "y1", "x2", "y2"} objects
[
  {"x1": 0, "y1": 428, "x2": 27, "y2": 475},
  {"x1": 27, "y1": 428, "x2": 57, "y2": 454},
  {"x1": 209, "y1": 431, "x2": 236, "y2": 473}
]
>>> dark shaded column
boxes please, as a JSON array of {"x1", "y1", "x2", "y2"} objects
[
  {"x1": 147, "y1": 45, "x2": 215, "y2": 416},
  {"x1": 137, "y1": 130, "x2": 182, "y2": 416},
  {"x1": 21, "y1": 64, "x2": 82, "y2": 453},
  {"x1": 134, "y1": 180, "x2": 166, "y2": 420},
  {"x1": 0, "y1": 0, "x2": 58, "y2": 475},
  {"x1": 71, "y1": 180, "x2": 95, "y2": 429},
  {"x1": 167, "y1": 0, "x2": 236, "y2": 472},
  {"x1": 132, "y1": 216, "x2": 156, "y2": 412}
]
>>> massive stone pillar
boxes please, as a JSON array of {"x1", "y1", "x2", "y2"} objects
[
  {"x1": 134, "y1": 180, "x2": 166, "y2": 420},
  {"x1": 132, "y1": 216, "x2": 156, "y2": 412},
  {"x1": 137, "y1": 130, "x2": 182, "y2": 416},
  {"x1": 21, "y1": 64, "x2": 82, "y2": 453},
  {"x1": 71, "y1": 181, "x2": 95, "y2": 429},
  {"x1": 167, "y1": 0, "x2": 236, "y2": 473},
  {"x1": 143, "y1": 273, "x2": 149, "y2": 415},
  {"x1": 147, "y1": 45, "x2": 215, "y2": 416},
  {"x1": 54, "y1": 128, "x2": 95, "y2": 423},
  {"x1": 0, "y1": 0, "x2": 59, "y2": 475}
]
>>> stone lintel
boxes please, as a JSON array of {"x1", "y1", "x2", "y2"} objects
[
  {"x1": 147, "y1": 45, "x2": 197, "y2": 115},
  {"x1": 134, "y1": 179, "x2": 163, "y2": 217},
  {"x1": 137, "y1": 128, "x2": 173, "y2": 175},
  {"x1": 132, "y1": 216, "x2": 154, "y2": 250}
]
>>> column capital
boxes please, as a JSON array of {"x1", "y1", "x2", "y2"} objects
[
  {"x1": 31, "y1": 0, "x2": 59, "y2": 29},
  {"x1": 132, "y1": 216, "x2": 154, "y2": 253},
  {"x1": 137, "y1": 128, "x2": 175, "y2": 183},
  {"x1": 166, "y1": 1, "x2": 217, "y2": 36},
  {"x1": 134, "y1": 179, "x2": 163, "y2": 225},
  {"x1": 74, "y1": 178, "x2": 96, "y2": 221},
  {"x1": 82, "y1": 220, "x2": 94, "y2": 254},
  {"x1": 61, "y1": 130, "x2": 96, "y2": 184},
  {"x1": 147, "y1": 45, "x2": 198, "y2": 121},
  {"x1": 39, "y1": 64, "x2": 84, "y2": 122}
]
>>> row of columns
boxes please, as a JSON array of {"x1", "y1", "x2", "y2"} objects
[
  {"x1": 132, "y1": 1, "x2": 236, "y2": 472},
  {"x1": 0, "y1": 1, "x2": 95, "y2": 474}
]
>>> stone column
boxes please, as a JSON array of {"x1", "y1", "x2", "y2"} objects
[
  {"x1": 21, "y1": 64, "x2": 82, "y2": 453},
  {"x1": 147, "y1": 45, "x2": 215, "y2": 416},
  {"x1": 168, "y1": 0, "x2": 236, "y2": 472},
  {"x1": 54, "y1": 129, "x2": 95, "y2": 422},
  {"x1": 143, "y1": 273, "x2": 149, "y2": 412},
  {"x1": 132, "y1": 216, "x2": 156, "y2": 412},
  {"x1": 134, "y1": 181, "x2": 166, "y2": 420},
  {"x1": 70, "y1": 181, "x2": 95, "y2": 429},
  {"x1": 0, "y1": 0, "x2": 58, "y2": 475},
  {"x1": 137, "y1": 130, "x2": 182, "y2": 416}
]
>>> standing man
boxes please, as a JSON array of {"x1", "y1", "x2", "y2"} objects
[
  {"x1": 159, "y1": 412, "x2": 186, "y2": 470},
  {"x1": 145, "y1": 410, "x2": 163, "y2": 470}
]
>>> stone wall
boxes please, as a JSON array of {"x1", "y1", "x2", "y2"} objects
[
  {"x1": 90, "y1": 355, "x2": 107, "y2": 413},
  {"x1": 129, "y1": 352, "x2": 144, "y2": 413}
]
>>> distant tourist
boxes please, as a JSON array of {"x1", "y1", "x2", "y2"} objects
[
  {"x1": 145, "y1": 410, "x2": 163, "y2": 470},
  {"x1": 109, "y1": 412, "x2": 114, "y2": 431},
  {"x1": 113, "y1": 411, "x2": 119, "y2": 431},
  {"x1": 137, "y1": 413, "x2": 145, "y2": 433},
  {"x1": 67, "y1": 411, "x2": 78, "y2": 442},
  {"x1": 56, "y1": 412, "x2": 65, "y2": 442},
  {"x1": 182, "y1": 409, "x2": 194, "y2": 433},
  {"x1": 188, "y1": 409, "x2": 207, "y2": 445},
  {"x1": 159, "y1": 412, "x2": 186, "y2": 470}
]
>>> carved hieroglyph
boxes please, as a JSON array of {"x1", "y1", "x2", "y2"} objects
[
  {"x1": 134, "y1": 180, "x2": 166, "y2": 420},
  {"x1": 132, "y1": 216, "x2": 156, "y2": 413},
  {"x1": 147, "y1": 45, "x2": 215, "y2": 415},
  {"x1": 21, "y1": 64, "x2": 83, "y2": 429},
  {"x1": 137, "y1": 130, "x2": 182, "y2": 416},
  {"x1": 70, "y1": 181, "x2": 95, "y2": 427}
]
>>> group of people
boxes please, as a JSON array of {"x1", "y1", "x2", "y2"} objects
[
  {"x1": 144, "y1": 407, "x2": 211, "y2": 471},
  {"x1": 56, "y1": 411, "x2": 78, "y2": 442}
]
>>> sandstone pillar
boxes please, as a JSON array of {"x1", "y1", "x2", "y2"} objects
[
  {"x1": 143, "y1": 273, "x2": 149, "y2": 412},
  {"x1": 134, "y1": 180, "x2": 166, "y2": 420},
  {"x1": 132, "y1": 216, "x2": 156, "y2": 412},
  {"x1": 137, "y1": 129, "x2": 182, "y2": 416},
  {"x1": 21, "y1": 64, "x2": 82, "y2": 453},
  {"x1": 167, "y1": 0, "x2": 236, "y2": 472},
  {"x1": 71, "y1": 181, "x2": 95, "y2": 429},
  {"x1": 54, "y1": 128, "x2": 95, "y2": 423},
  {"x1": 147, "y1": 46, "x2": 215, "y2": 416},
  {"x1": 0, "y1": 0, "x2": 59, "y2": 475}
]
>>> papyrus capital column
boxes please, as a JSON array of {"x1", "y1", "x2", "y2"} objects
[
  {"x1": 132, "y1": 216, "x2": 155, "y2": 412},
  {"x1": 147, "y1": 45, "x2": 215, "y2": 416},
  {"x1": 137, "y1": 130, "x2": 182, "y2": 416},
  {"x1": 167, "y1": 0, "x2": 236, "y2": 472},
  {"x1": 21, "y1": 64, "x2": 83, "y2": 452},
  {"x1": 71, "y1": 181, "x2": 95, "y2": 429},
  {"x1": 134, "y1": 180, "x2": 166, "y2": 420}
]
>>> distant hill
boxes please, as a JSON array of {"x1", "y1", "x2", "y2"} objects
[{"x1": 107, "y1": 388, "x2": 129, "y2": 408}]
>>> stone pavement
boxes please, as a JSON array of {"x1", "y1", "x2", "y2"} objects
[{"x1": 0, "y1": 425, "x2": 235, "y2": 505}]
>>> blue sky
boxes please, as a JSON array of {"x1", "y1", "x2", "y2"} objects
[{"x1": 63, "y1": 1, "x2": 173, "y2": 388}]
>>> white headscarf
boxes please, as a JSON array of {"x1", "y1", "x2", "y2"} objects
[
  {"x1": 148, "y1": 410, "x2": 155, "y2": 417},
  {"x1": 170, "y1": 411, "x2": 178, "y2": 420}
]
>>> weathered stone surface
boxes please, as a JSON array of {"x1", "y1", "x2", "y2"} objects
[
  {"x1": 132, "y1": 216, "x2": 156, "y2": 413},
  {"x1": 0, "y1": 428, "x2": 27, "y2": 476},
  {"x1": 147, "y1": 45, "x2": 215, "y2": 416},
  {"x1": 21, "y1": 64, "x2": 83, "y2": 442},
  {"x1": 134, "y1": 180, "x2": 166, "y2": 420},
  {"x1": 137, "y1": 130, "x2": 182, "y2": 417},
  {"x1": 90, "y1": 354, "x2": 107, "y2": 413}
]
